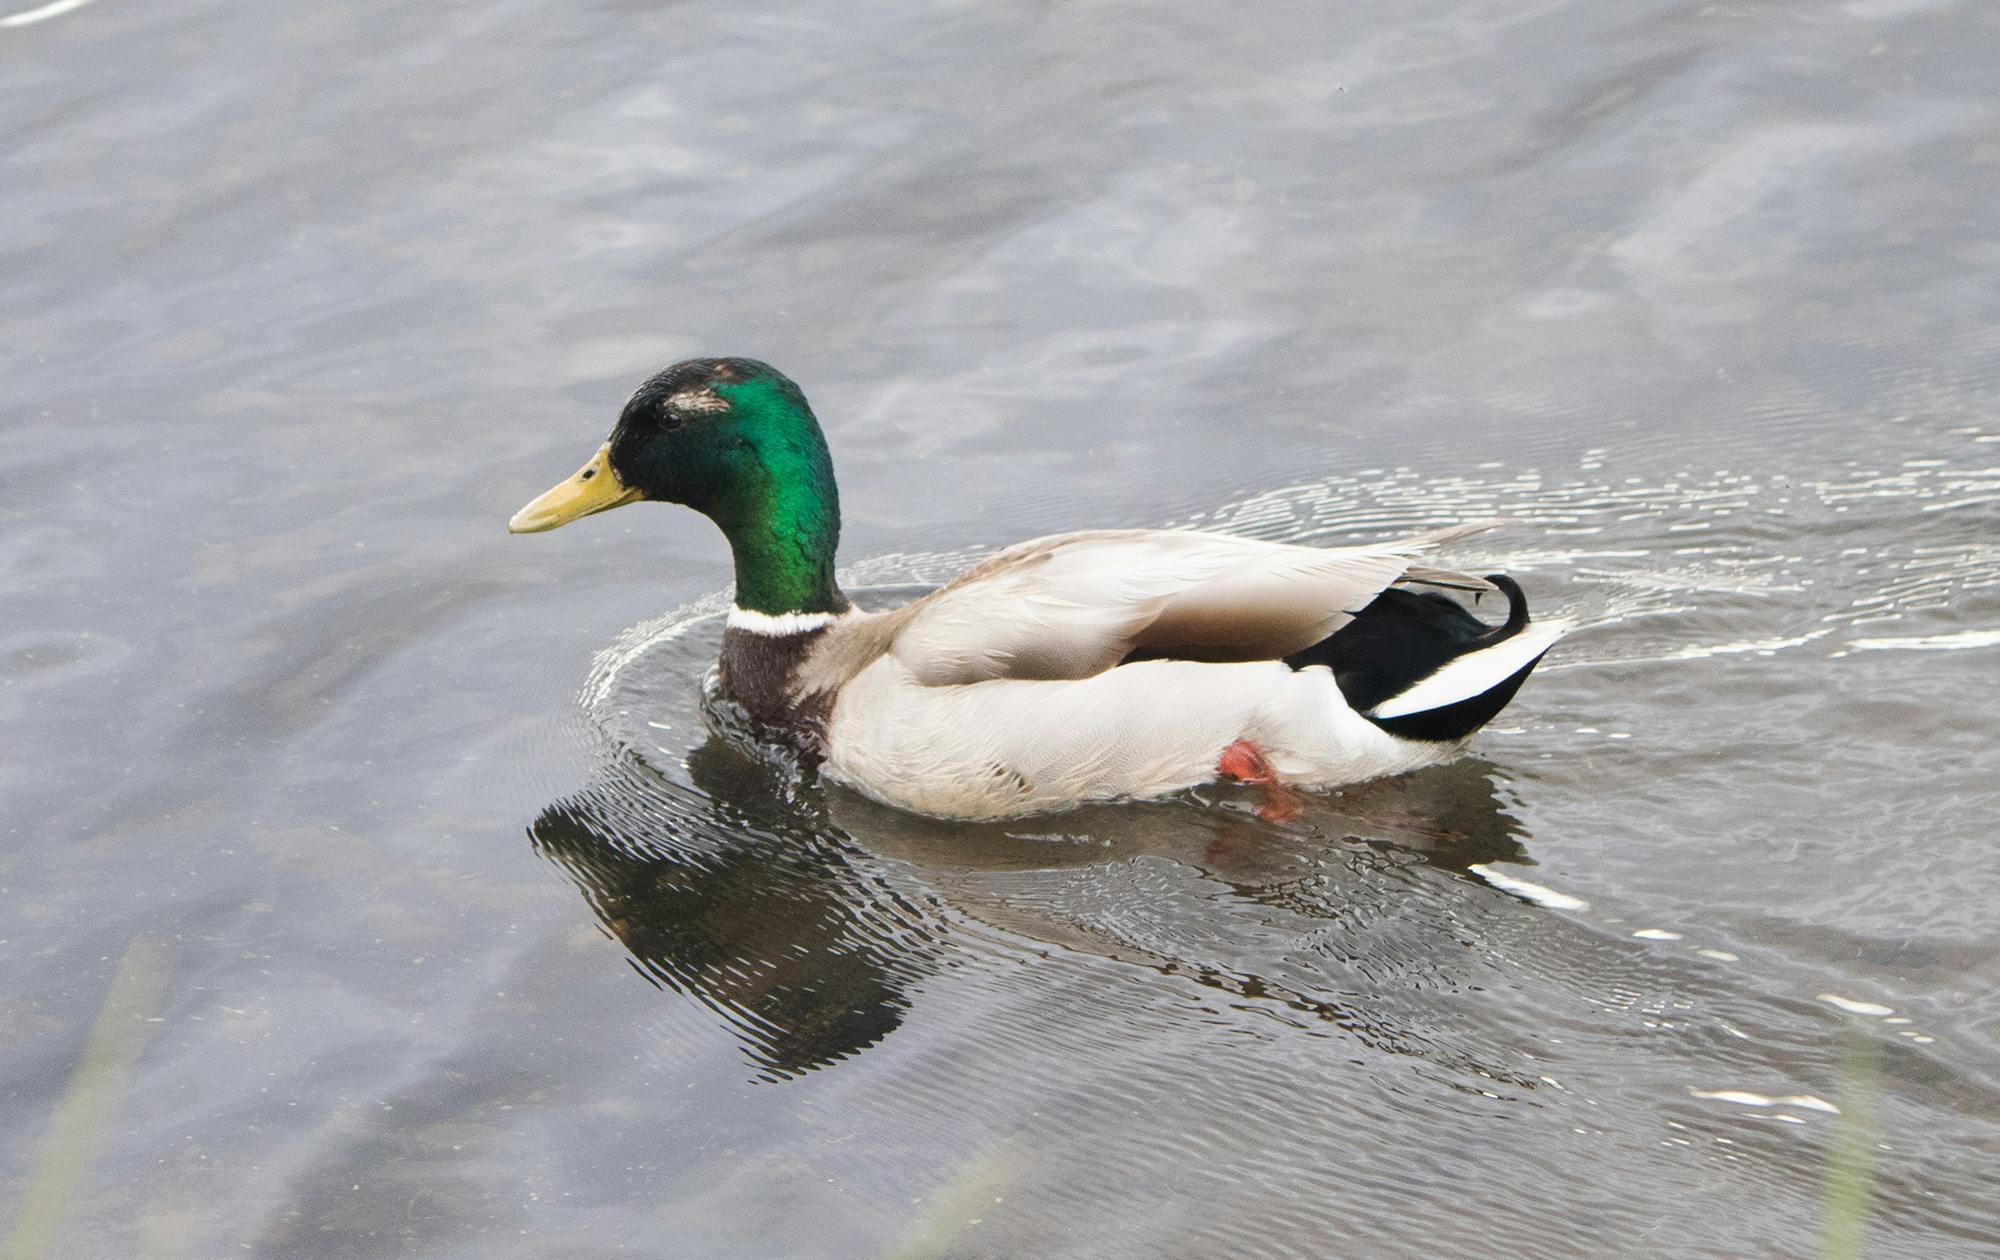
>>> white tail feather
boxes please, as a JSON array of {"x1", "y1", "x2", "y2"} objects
[{"x1": 1368, "y1": 620, "x2": 1568, "y2": 719}]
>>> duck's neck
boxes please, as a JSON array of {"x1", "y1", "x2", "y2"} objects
[
  {"x1": 712, "y1": 460, "x2": 846, "y2": 619},
  {"x1": 711, "y1": 472, "x2": 844, "y2": 748}
]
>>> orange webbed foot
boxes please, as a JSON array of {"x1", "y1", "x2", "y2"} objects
[
  {"x1": 1218, "y1": 739, "x2": 1277, "y2": 784},
  {"x1": 1217, "y1": 740, "x2": 1306, "y2": 824}
]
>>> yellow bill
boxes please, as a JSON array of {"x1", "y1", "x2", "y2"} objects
[{"x1": 508, "y1": 444, "x2": 644, "y2": 534}]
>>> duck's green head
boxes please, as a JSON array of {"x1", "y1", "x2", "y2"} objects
[{"x1": 511, "y1": 357, "x2": 845, "y2": 615}]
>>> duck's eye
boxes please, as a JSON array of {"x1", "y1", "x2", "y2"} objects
[{"x1": 657, "y1": 406, "x2": 684, "y2": 431}]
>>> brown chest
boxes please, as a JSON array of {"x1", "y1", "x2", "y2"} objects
[{"x1": 717, "y1": 626, "x2": 835, "y2": 756}]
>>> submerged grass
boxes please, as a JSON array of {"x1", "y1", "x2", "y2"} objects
[
  {"x1": 3, "y1": 938, "x2": 171, "y2": 1260},
  {"x1": 1818, "y1": 1031, "x2": 1883, "y2": 1260},
  {"x1": 880, "y1": 1143, "x2": 1024, "y2": 1260}
]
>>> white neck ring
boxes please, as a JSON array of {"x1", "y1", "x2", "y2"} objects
[{"x1": 727, "y1": 607, "x2": 837, "y2": 636}]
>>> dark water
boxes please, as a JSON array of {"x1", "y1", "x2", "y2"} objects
[{"x1": 5, "y1": 0, "x2": 1999, "y2": 1256}]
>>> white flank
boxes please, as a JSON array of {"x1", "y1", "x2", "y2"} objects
[
  {"x1": 1369, "y1": 620, "x2": 1568, "y2": 720},
  {"x1": 726, "y1": 607, "x2": 837, "y2": 636}
]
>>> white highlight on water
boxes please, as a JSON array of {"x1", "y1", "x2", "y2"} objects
[
  {"x1": 1849, "y1": 628, "x2": 2000, "y2": 653},
  {"x1": 1632, "y1": 928, "x2": 1683, "y2": 941},
  {"x1": 1, "y1": 0, "x2": 98, "y2": 27},
  {"x1": 1818, "y1": 993, "x2": 1895, "y2": 1017},
  {"x1": 1690, "y1": 1089, "x2": 1841, "y2": 1114},
  {"x1": 1467, "y1": 864, "x2": 1588, "y2": 911}
]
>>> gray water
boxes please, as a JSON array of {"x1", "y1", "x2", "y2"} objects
[{"x1": 5, "y1": 1, "x2": 1999, "y2": 1256}]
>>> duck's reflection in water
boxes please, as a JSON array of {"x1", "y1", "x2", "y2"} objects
[
  {"x1": 530, "y1": 739, "x2": 942, "y2": 1079},
  {"x1": 531, "y1": 729, "x2": 1537, "y2": 1081}
]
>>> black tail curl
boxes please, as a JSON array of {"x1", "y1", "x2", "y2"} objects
[{"x1": 1285, "y1": 575, "x2": 1543, "y2": 742}]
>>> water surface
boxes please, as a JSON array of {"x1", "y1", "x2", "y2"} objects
[{"x1": 4, "y1": 0, "x2": 1998, "y2": 1256}]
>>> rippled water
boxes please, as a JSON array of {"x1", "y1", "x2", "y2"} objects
[{"x1": 5, "y1": 1, "x2": 1999, "y2": 1257}]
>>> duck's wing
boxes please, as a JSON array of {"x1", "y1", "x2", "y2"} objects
[{"x1": 847, "y1": 524, "x2": 1498, "y2": 688}]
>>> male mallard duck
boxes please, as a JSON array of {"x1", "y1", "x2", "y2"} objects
[{"x1": 511, "y1": 358, "x2": 1564, "y2": 820}]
